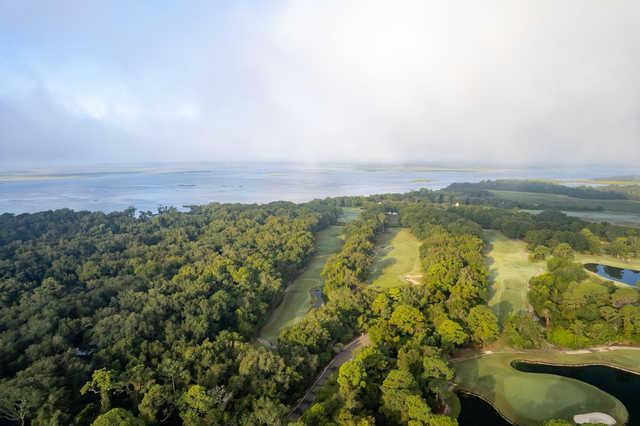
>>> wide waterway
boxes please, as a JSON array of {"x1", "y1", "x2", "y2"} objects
[{"x1": 1, "y1": 162, "x2": 632, "y2": 214}]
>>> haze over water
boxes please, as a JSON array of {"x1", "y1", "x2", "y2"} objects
[{"x1": 0, "y1": 162, "x2": 634, "y2": 214}]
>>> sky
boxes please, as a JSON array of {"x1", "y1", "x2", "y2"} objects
[{"x1": 1, "y1": 0, "x2": 639, "y2": 168}]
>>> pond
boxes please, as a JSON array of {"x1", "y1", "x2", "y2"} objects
[
  {"x1": 513, "y1": 362, "x2": 640, "y2": 424},
  {"x1": 584, "y1": 263, "x2": 640, "y2": 286},
  {"x1": 457, "y1": 392, "x2": 511, "y2": 426}
]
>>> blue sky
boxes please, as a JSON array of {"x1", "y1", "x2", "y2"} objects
[{"x1": 1, "y1": 1, "x2": 639, "y2": 167}]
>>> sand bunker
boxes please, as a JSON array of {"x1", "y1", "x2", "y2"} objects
[{"x1": 574, "y1": 412, "x2": 616, "y2": 425}]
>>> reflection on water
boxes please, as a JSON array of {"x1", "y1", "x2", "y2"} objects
[
  {"x1": 585, "y1": 263, "x2": 640, "y2": 286},
  {"x1": 457, "y1": 392, "x2": 511, "y2": 426},
  {"x1": 514, "y1": 362, "x2": 640, "y2": 424}
]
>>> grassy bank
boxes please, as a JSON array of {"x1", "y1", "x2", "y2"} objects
[{"x1": 484, "y1": 230, "x2": 546, "y2": 325}]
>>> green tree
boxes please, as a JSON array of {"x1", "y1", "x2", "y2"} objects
[
  {"x1": 436, "y1": 319, "x2": 467, "y2": 348},
  {"x1": 138, "y1": 384, "x2": 174, "y2": 424},
  {"x1": 80, "y1": 369, "x2": 119, "y2": 413},
  {"x1": 529, "y1": 245, "x2": 550, "y2": 262},
  {"x1": 405, "y1": 394, "x2": 431, "y2": 423},
  {"x1": 0, "y1": 384, "x2": 43, "y2": 426},
  {"x1": 380, "y1": 369, "x2": 421, "y2": 423},
  {"x1": 504, "y1": 312, "x2": 544, "y2": 349},
  {"x1": 337, "y1": 359, "x2": 367, "y2": 410},
  {"x1": 179, "y1": 385, "x2": 219, "y2": 426},
  {"x1": 552, "y1": 243, "x2": 574, "y2": 259},
  {"x1": 91, "y1": 408, "x2": 144, "y2": 426},
  {"x1": 466, "y1": 305, "x2": 499, "y2": 344},
  {"x1": 390, "y1": 304, "x2": 426, "y2": 336},
  {"x1": 427, "y1": 415, "x2": 459, "y2": 426}
]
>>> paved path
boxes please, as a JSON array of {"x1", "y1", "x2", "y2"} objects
[{"x1": 288, "y1": 334, "x2": 371, "y2": 420}]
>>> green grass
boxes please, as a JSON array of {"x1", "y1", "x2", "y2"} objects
[
  {"x1": 485, "y1": 230, "x2": 547, "y2": 325},
  {"x1": 258, "y1": 209, "x2": 359, "y2": 343},
  {"x1": 454, "y1": 351, "x2": 632, "y2": 426},
  {"x1": 368, "y1": 228, "x2": 422, "y2": 288},
  {"x1": 490, "y1": 189, "x2": 640, "y2": 214}
]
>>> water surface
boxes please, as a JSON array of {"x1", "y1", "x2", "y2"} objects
[
  {"x1": 0, "y1": 163, "x2": 632, "y2": 214},
  {"x1": 584, "y1": 263, "x2": 640, "y2": 286},
  {"x1": 457, "y1": 392, "x2": 511, "y2": 426}
]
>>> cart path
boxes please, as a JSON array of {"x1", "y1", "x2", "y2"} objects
[{"x1": 288, "y1": 333, "x2": 371, "y2": 419}]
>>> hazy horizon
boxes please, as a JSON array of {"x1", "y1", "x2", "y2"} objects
[{"x1": 2, "y1": 1, "x2": 640, "y2": 167}]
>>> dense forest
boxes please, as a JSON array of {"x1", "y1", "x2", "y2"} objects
[
  {"x1": 0, "y1": 202, "x2": 341, "y2": 425},
  {"x1": 524, "y1": 244, "x2": 640, "y2": 350},
  {"x1": 1, "y1": 181, "x2": 639, "y2": 425}
]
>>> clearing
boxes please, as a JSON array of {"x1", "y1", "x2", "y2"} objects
[
  {"x1": 453, "y1": 349, "x2": 635, "y2": 426},
  {"x1": 368, "y1": 228, "x2": 422, "y2": 288},
  {"x1": 484, "y1": 230, "x2": 546, "y2": 325},
  {"x1": 258, "y1": 209, "x2": 359, "y2": 343}
]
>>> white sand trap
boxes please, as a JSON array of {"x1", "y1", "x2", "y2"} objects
[
  {"x1": 565, "y1": 349, "x2": 591, "y2": 355},
  {"x1": 574, "y1": 412, "x2": 616, "y2": 425}
]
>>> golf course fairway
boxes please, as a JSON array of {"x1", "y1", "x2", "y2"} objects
[
  {"x1": 369, "y1": 227, "x2": 421, "y2": 288},
  {"x1": 485, "y1": 230, "x2": 546, "y2": 324}
]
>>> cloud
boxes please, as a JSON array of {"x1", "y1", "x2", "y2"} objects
[{"x1": 1, "y1": 0, "x2": 639, "y2": 166}]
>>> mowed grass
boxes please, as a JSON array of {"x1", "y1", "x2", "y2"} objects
[
  {"x1": 368, "y1": 228, "x2": 421, "y2": 288},
  {"x1": 259, "y1": 209, "x2": 359, "y2": 343},
  {"x1": 490, "y1": 189, "x2": 640, "y2": 214},
  {"x1": 485, "y1": 230, "x2": 546, "y2": 325},
  {"x1": 454, "y1": 351, "x2": 631, "y2": 426}
]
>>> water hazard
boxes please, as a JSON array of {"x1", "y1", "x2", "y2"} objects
[
  {"x1": 457, "y1": 392, "x2": 511, "y2": 426},
  {"x1": 585, "y1": 263, "x2": 640, "y2": 286}
]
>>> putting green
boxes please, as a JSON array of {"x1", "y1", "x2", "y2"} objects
[
  {"x1": 454, "y1": 351, "x2": 632, "y2": 425},
  {"x1": 369, "y1": 228, "x2": 421, "y2": 288},
  {"x1": 258, "y1": 209, "x2": 358, "y2": 343},
  {"x1": 485, "y1": 230, "x2": 546, "y2": 325}
]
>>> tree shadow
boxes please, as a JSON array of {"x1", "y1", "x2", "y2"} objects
[
  {"x1": 493, "y1": 300, "x2": 513, "y2": 326},
  {"x1": 368, "y1": 257, "x2": 397, "y2": 282},
  {"x1": 367, "y1": 228, "x2": 401, "y2": 283}
]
